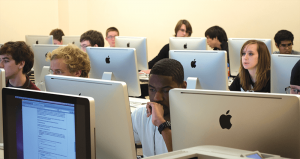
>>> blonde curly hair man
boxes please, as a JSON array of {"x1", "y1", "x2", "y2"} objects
[{"x1": 46, "y1": 44, "x2": 90, "y2": 78}]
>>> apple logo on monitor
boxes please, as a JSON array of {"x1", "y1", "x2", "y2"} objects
[
  {"x1": 127, "y1": 42, "x2": 130, "y2": 47},
  {"x1": 219, "y1": 110, "x2": 232, "y2": 129},
  {"x1": 36, "y1": 40, "x2": 39, "y2": 44},
  {"x1": 184, "y1": 43, "x2": 187, "y2": 49},
  {"x1": 72, "y1": 41, "x2": 75, "y2": 44},
  {"x1": 105, "y1": 56, "x2": 110, "y2": 64},
  {"x1": 79, "y1": 93, "x2": 81, "y2": 96},
  {"x1": 191, "y1": 59, "x2": 196, "y2": 68},
  {"x1": 45, "y1": 52, "x2": 49, "y2": 58}
]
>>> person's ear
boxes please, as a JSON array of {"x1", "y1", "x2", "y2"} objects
[
  {"x1": 182, "y1": 81, "x2": 187, "y2": 89},
  {"x1": 275, "y1": 43, "x2": 279, "y2": 49},
  {"x1": 18, "y1": 61, "x2": 25, "y2": 69},
  {"x1": 74, "y1": 70, "x2": 82, "y2": 77}
]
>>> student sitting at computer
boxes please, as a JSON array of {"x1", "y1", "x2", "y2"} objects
[
  {"x1": 205, "y1": 26, "x2": 229, "y2": 64},
  {"x1": 273, "y1": 30, "x2": 300, "y2": 55},
  {"x1": 46, "y1": 44, "x2": 90, "y2": 78},
  {"x1": 286, "y1": 60, "x2": 300, "y2": 94},
  {"x1": 229, "y1": 40, "x2": 270, "y2": 92},
  {"x1": 50, "y1": 28, "x2": 65, "y2": 45},
  {"x1": 80, "y1": 30, "x2": 104, "y2": 52},
  {"x1": 0, "y1": 41, "x2": 40, "y2": 90},
  {"x1": 132, "y1": 58, "x2": 187, "y2": 157},
  {"x1": 147, "y1": 19, "x2": 193, "y2": 70},
  {"x1": 105, "y1": 27, "x2": 119, "y2": 47}
]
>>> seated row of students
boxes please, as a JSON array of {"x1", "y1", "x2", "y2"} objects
[{"x1": 1, "y1": 40, "x2": 300, "y2": 158}]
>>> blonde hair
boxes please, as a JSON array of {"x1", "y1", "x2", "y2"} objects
[{"x1": 46, "y1": 44, "x2": 90, "y2": 78}]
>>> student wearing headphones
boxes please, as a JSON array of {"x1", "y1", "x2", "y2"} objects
[
  {"x1": 147, "y1": 19, "x2": 193, "y2": 70},
  {"x1": 46, "y1": 44, "x2": 90, "y2": 78},
  {"x1": 132, "y1": 59, "x2": 187, "y2": 157},
  {"x1": 229, "y1": 40, "x2": 270, "y2": 92},
  {"x1": 0, "y1": 41, "x2": 39, "y2": 90},
  {"x1": 50, "y1": 28, "x2": 65, "y2": 45},
  {"x1": 80, "y1": 30, "x2": 104, "y2": 52}
]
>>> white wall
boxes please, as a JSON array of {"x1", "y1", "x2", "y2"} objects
[{"x1": 1, "y1": 0, "x2": 299, "y2": 61}]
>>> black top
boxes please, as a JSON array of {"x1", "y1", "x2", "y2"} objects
[
  {"x1": 213, "y1": 41, "x2": 229, "y2": 64},
  {"x1": 148, "y1": 44, "x2": 169, "y2": 69},
  {"x1": 229, "y1": 70, "x2": 270, "y2": 92}
]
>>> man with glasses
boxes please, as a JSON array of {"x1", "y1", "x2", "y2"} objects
[
  {"x1": 105, "y1": 27, "x2": 119, "y2": 47},
  {"x1": 285, "y1": 60, "x2": 300, "y2": 94},
  {"x1": 46, "y1": 44, "x2": 90, "y2": 78},
  {"x1": 0, "y1": 41, "x2": 40, "y2": 90},
  {"x1": 274, "y1": 30, "x2": 300, "y2": 55},
  {"x1": 80, "y1": 30, "x2": 104, "y2": 52}
]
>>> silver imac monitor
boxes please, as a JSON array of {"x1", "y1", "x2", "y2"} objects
[
  {"x1": 115, "y1": 36, "x2": 148, "y2": 70},
  {"x1": 170, "y1": 89, "x2": 300, "y2": 158},
  {"x1": 271, "y1": 54, "x2": 300, "y2": 93},
  {"x1": 169, "y1": 37, "x2": 207, "y2": 50},
  {"x1": 169, "y1": 50, "x2": 228, "y2": 90},
  {"x1": 45, "y1": 75, "x2": 136, "y2": 159},
  {"x1": 25, "y1": 35, "x2": 53, "y2": 46},
  {"x1": 2, "y1": 87, "x2": 95, "y2": 159},
  {"x1": 86, "y1": 47, "x2": 141, "y2": 96},
  {"x1": 62, "y1": 36, "x2": 81, "y2": 48},
  {"x1": 0, "y1": 69, "x2": 6, "y2": 144},
  {"x1": 228, "y1": 38, "x2": 272, "y2": 76},
  {"x1": 32, "y1": 44, "x2": 66, "y2": 91}
]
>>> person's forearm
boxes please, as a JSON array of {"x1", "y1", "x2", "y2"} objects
[{"x1": 161, "y1": 128, "x2": 173, "y2": 152}]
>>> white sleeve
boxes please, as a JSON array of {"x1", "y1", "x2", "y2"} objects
[{"x1": 131, "y1": 107, "x2": 144, "y2": 143}]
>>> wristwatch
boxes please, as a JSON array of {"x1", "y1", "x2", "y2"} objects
[{"x1": 158, "y1": 121, "x2": 171, "y2": 134}]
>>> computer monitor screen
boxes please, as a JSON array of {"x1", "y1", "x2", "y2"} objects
[
  {"x1": 115, "y1": 36, "x2": 148, "y2": 70},
  {"x1": 86, "y1": 47, "x2": 141, "y2": 96},
  {"x1": 25, "y1": 35, "x2": 53, "y2": 47},
  {"x1": 169, "y1": 50, "x2": 228, "y2": 90},
  {"x1": 32, "y1": 44, "x2": 66, "y2": 90},
  {"x1": 170, "y1": 89, "x2": 300, "y2": 158},
  {"x1": 2, "y1": 87, "x2": 95, "y2": 159},
  {"x1": 45, "y1": 75, "x2": 136, "y2": 159},
  {"x1": 0, "y1": 69, "x2": 6, "y2": 143},
  {"x1": 271, "y1": 54, "x2": 300, "y2": 93},
  {"x1": 228, "y1": 38, "x2": 272, "y2": 76},
  {"x1": 169, "y1": 37, "x2": 207, "y2": 50},
  {"x1": 62, "y1": 36, "x2": 81, "y2": 49}
]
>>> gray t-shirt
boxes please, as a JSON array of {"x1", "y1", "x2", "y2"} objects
[{"x1": 273, "y1": 50, "x2": 300, "y2": 55}]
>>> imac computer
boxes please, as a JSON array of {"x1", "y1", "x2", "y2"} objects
[
  {"x1": 169, "y1": 37, "x2": 207, "y2": 50},
  {"x1": 45, "y1": 75, "x2": 136, "y2": 159},
  {"x1": 86, "y1": 47, "x2": 141, "y2": 96},
  {"x1": 62, "y1": 36, "x2": 81, "y2": 49},
  {"x1": 115, "y1": 36, "x2": 148, "y2": 70},
  {"x1": 2, "y1": 87, "x2": 95, "y2": 159},
  {"x1": 25, "y1": 35, "x2": 53, "y2": 47},
  {"x1": 0, "y1": 69, "x2": 6, "y2": 144},
  {"x1": 228, "y1": 38, "x2": 272, "y2": 76},
  {"x1": 169, "y1": 89, "x2": 300, "y2": 158},
  {"x1": 271, "y1": 54, "x2": 300, "y2": 93},
  {"x1": 32, "y1": 44, "x2": 66, "y2": 91},
  {"x1": 169, "y1": 50, "x2": 228, "y2": 90}
]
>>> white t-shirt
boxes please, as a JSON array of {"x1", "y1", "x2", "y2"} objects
[{"x1": 131, "y1": 106, "x2": 168, "y2": 157}]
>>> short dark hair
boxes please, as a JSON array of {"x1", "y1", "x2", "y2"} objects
[
  {"x1": 106, "y1": 27, "x2": 119, "y2": 37},
  {"x1": 205, "y1": 26, "x2": 228, "y2": 42},
  {"x1": 174, "y1": 19, "x2": 193, "y2": 37},
  {"x1": 0, "y1": 41, "x2": 34, "y2": 74},
  {"x1": 80, "y1": 30, "x2": 104, "y2": 47},
  {"x1": 150, "y1": 58, "x2": 184, "y2": 85},
  {"x1": 49, "y1": 28, "x2": 65, "y2": 42},
  {"x1": 274, "y1": 30, "x2": 294, "y2": 46}
]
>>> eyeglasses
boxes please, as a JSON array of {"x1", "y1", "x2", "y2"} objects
[
  {"x1": 285, "y1": 86, "x2": 300, "y2": 94},
  {"x1": 280, "y1": 43, "x2": 292, "y2": 48},
  {"x1": 107, "y1": 36, "x2": 116, "y2": 39},
  {"x1": 49, "y1": 69, "x2": 65, "y2": 75},
  {"x1": 80, "y1": 45, "x2": 91, "y2": 49},
  {"x1": 179, "y1": 29, "x2": 187, "y2": 33}
]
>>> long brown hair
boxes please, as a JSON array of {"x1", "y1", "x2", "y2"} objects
[{"x1": 239, "y1": 40, "x2": 270, "y2": 91}]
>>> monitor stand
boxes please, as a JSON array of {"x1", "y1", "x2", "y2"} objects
[
  {"x1": 186, "y1": 77, "x2": 201, "y2": 89},
  {"x1": 36, "y1": 66, "x2": 50, "y2": 91},
  {"x1": 102, "y1": 72, "x2": 116, "y2": 80}
]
